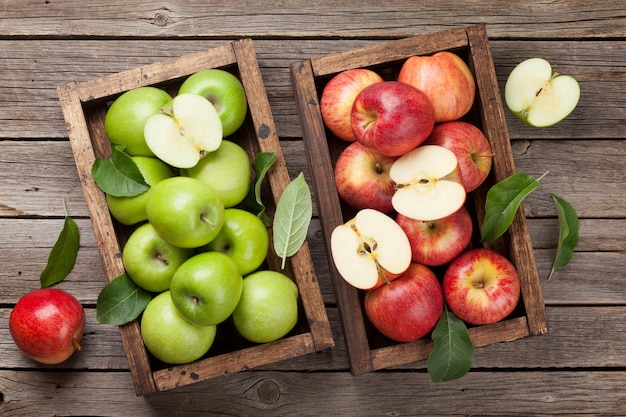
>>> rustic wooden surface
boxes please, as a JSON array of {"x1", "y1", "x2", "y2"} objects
[{"x1": 1, "y1": 1, "x2": 625, "y2": 415}]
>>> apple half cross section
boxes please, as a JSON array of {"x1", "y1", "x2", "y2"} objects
[
  {"x1": 330, "y1": 208, "x2": 412, "y2": 290},
  {"x1": 505, "y1": 57, "x2": 580, "y2": 127},
  {"x1": 144, "y1": 93, "x2": 223, "y2": 168},
  {"x1": 390, "y1": 145, "x2": 466, "y2": 221}
]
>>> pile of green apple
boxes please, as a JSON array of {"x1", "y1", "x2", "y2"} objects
[
  {"x1": 101, "y1": 69, "x2": 299, "y2": 365},
  {"x1": 320, "y1": 52, "x2": 528, "y2": 343}
]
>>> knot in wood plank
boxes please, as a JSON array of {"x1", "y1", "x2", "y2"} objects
[{"x1": 256, "y1": 379, "x2": 280, "y2": 404}]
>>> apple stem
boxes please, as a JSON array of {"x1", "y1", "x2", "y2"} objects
[
  {"x1": 72, "y1": 339, "x2": 82, "y2": 352},
  {"x1": 201, "y1": 213, "x2": 217, "y2": 228}
]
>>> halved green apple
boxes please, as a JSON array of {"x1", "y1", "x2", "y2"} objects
[
  {"x1": 144, "y1": 93, "x2": 223, "y2": 168},
  {"x1": 505, "y1": 57, "x2": 580, "y2": 128}
]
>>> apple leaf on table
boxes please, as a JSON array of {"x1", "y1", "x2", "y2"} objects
[
  {"x1": 480, "y1": 171, "x2": 547, "y2": 243},
  {"x1": 273, "y1": 172, "x2": 312, "y2": 269},
  {"x1": 40, "y1": 201, "x2": 79, "y2": 288},
  {"x1": 427, "y1": 308, "x2": 474, "y2": 382},
  {"x1": 242, "y1": 151, "x2": 277, "y2": 227},
  {"x1": 548, "y1": 194, "x2": 579, "y2": 281},
  {"x1": 96, "y1": 274, "x2": 151, "y2": 325},
  {"x1": 91, "y1": 146, "x2": 149, "y2": 197}
]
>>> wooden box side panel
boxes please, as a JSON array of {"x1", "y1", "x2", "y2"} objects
[
  {"x1": 310, "y1": 26, "x2": 470, "y2": 77},
  {"x1": 57, "y1": 82, "x2": 157, "y2": 396},
  {"x1": 290, "y1": 59, "x2": 374, "y2": 374},
  {"x1": 466, "y1": 26, "x2": 548, "y2": 336},
  {"x1": 233, "y1": 40, "x2": 334, "y2": 352},
  {"x1": 153, "y1": 333, "x2": 315, "y2": 391}
]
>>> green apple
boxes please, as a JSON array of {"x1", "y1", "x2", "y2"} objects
[
  {"x1": 178, "y1": 69, "x2": 248, "y2": 137},
  {"x1": 169, "y1": 251, "x2": 243, "y2": 326},
  {"x1": 203, "y1": 208, "x2": 269, "y2": 276},
  {"x1": 106, "y1": 156, "x2": 174, "y2": 225},
  {"x1": 104, "y1": 86, "x2": 172, "y2": 156},
  {"x1": 505, "y1": 57, "x2": 580, "y2": 127},
  {"x1": 122, "y1": 223, "x2": 193, "y2": 292},
  {"x1": 181, "y1": 140, "x2": 251, "y2": 208},
  {"x1": 146, "y1": 176, "x2": 225, "y2": 248},
  {"x1": 144, "y1": 93, "x2": 223, "y2": 169},
  {"x1": 232, "y1": 270, "x2": 299, "y2": 343},
  {"x1": 140, "y1": 291, "x2": 216, "y2": 365}
]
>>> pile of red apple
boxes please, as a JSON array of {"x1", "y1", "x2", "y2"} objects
[{"x1": 321, "y1": 52, "x2": 521, "y2": 343}]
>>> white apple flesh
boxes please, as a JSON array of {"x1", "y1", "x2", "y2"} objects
[
  {"x1": 505, "y1": 57, "x2": 580, "y2": 127},
  {"x1": 330, "y1": 208, "x2": 412, "y2": 290},
  {"x1": 144, "y1": 93, "x2": 223, "y2": 168},
  {"x1": 390, "y1": 145, "x2": 466, "y2": 221}
]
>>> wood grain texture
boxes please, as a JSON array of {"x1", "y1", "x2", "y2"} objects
[
  {"x1": 0, "y1": 40, "x2": 624, "y2": 140},
  {"x1": 0, "y1": 2, "x2": 624, "y2": 413},
  {"x1": 0, "y1": 0, "x2": 623, "y2": 38}
]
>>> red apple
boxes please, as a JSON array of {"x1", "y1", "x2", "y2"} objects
[
  {"x1": 320, "y1": 68, "x2": 384, "y2": 142},
  {"x1": 443, "y1": 248, "x2": 520, "y2": 326},
  {"x1": 351, "y1": 81, "x2": 435, "y2": 157},
  {"x1": 398, "y1": 51, "x2": 475, "y2": 122},
  {"x1": 396, "y1": 206, "x2": 473, "y2": 267},
  {"x1": 365, "y1": 263, "x2": 443, "y2": 343},
  {"x1": 334, "y1": 141, "x2": 397, "y2": 212},
  {"x1": 423, "y1": 121, "x2": 493, "y2": 192},
  {"x1": 9, "y1": 288, "x2": 86, "y2": 364}
]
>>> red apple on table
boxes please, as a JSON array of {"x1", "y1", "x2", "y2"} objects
[
  {"x1": 365, "y1": 263, "x2": 443, "y2": 343},
  {"x1": 334, "y1": 141, "x2": 398, "y2": 212},
  {"x1": 443, "y1": 248, "x2": 521, "y2": 326},
  {"x1": 423, "y1": 121, "x2": 493, "y2": 192},
  {"x1": 320, "y1": 68, "x2": 384, "y2": 142},
  {"x1": 9, "y1": 288, "x2": 86, "y2": 364},
  {"x1": 351, "y1": 81, "x2": 435, "y2": 157},
  {"x1": 398, "y1": 51, "x2": 476, "y2": 122},
  {"x1": 396, "y1": 205, "x2": 473, "y2": 267}
]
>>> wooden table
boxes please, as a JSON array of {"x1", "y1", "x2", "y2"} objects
[{"x1": 1, "y1": 2, "x2": 624, "y2": 415}]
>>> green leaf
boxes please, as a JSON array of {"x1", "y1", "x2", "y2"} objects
[
  {"x1": 243, "y1": 151, "x2": 277, "y2": 226},
  {"x1": 40, "y1": 211, "x2": 80, "y2": 288},
  {"x1": 480, "y1": 172, "x2": 547, "y2": 242},
  {"x1": 92, "y1": 146, "x2": 149, "y2": 197},
  {"x1": 96, "y1": 274, "x2": 152, "y2": 325},
  {"x1": 548, "y1": 194, "x2": 579, "y2": 281},
  {"x1": 427, "y1": 308, "x2": 474, "y2": 382},
  {"x1": 273, "y1": 172, "x2": 312, "y2": 269}
]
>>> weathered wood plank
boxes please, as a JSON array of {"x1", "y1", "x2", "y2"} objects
[
  {"x1": 1, "y1": 368, "x2": 626, "y2": 416},
  {"x1": 0, "y1": 0, "x2": 623, "y2": 38},
  {"x1": 1, "y1": 138, "x2": 624, "y2": 220},
  {"x1": 0, "y1": 40, "x2": 624, "y2": 140},
  {"x1": 3, "y1": 306, "x2": 626, "y2": 372},
  {"x1": 1, "y1": 215, "x2": 625, "y2": 305}
]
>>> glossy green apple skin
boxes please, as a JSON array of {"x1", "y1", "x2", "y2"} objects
[
  {"x1": 232, "y1": 270, "x2": 299, "y2": 343},
  {"x1": 104, "y1": 87, "x2": 172, "y2": 156},
  {"x1": 140, "y1": 291, "x2": 216, "y2": 365},
  {"x1": 106, "y1": 156, "x2": 174, "y2": 225},
  {"x1": 122, "y1": 223, "x2": 193, "y2": 292},
  {"x1": 170, "y1": 252, "x2": 243, "y2": 326},
  {"x1": 181, "y1": 140, "x2": 251, "y2": 208},
  {"x1": 178, "y1": 69, "x2": 248, "y2": 137},
  {"x1": 146, "y1": 176, "x2": 225, "y2": 249},
  {"x1": 203, "y1": 208, "x2": 269, "y2": 276}
]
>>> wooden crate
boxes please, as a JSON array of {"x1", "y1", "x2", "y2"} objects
[
  {"x1": 57, "y1": 39, "x2": 334, "y2": 395},
  {"x1": 290, "y1": 24, "x2": 548, "y2": 375}
]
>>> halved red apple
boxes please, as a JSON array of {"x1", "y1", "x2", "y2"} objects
[{"x1": 330, "y1": 208, "x2": 412, "y2": 290}]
